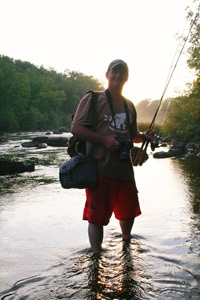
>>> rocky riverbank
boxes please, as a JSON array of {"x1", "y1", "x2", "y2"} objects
[{"x1": 153, "y1": 137, "x2": 200, "y2": 159}]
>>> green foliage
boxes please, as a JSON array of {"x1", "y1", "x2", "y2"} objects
[
  {"x1": 0, "y1": 55, "x2": 104, "y2": 132},
  {"x1": 163, "y1": 90, "x2": 200, "y2": 140},
  {"x1": 187, "y1": 3, "x2": 200, "y2": 71},
  {"x1": 137, "y1": 122, "x2": 165, "y2": 137},
  {"x1": 0, "y1": 108, "x2": 19, "y2": 131}
]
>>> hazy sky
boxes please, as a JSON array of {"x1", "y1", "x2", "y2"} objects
[{"x1": 0, "y1": 0, "x2": 196, "y2": 103}]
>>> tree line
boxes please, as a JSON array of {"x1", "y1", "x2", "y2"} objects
[{"x1": 0, "y1": 56, "x2": 104, "y2": 132}]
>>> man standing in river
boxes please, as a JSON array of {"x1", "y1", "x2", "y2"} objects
[{"x1": 71, "y1": 59, "x2": 156, "y2": 254}]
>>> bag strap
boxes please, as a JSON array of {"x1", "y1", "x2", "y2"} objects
[
  {"x1": 91, "y1": 91, "x2": 98, "y2": 132},
  {"x1": 105, "y1": 89, "x2": 131, "y2": 137},
  {"x1": 87, "y1": 91, "x2": 99, "y2": 157}
]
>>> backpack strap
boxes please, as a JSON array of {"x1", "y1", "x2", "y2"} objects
[
  {"x1": 87, "y1": 91, "x2": 99, "y2": 157},
  {"x1": 67, "y1": 91, "x2": 99, "y2": 158},
  {"x1": 90, "y1": 91, "x2": 98, "y2": 132},
  {"x1": 122, "y1": 98, "x2": 131, "y2": 136}
]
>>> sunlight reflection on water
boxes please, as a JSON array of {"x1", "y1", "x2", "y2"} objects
[{"x1": 0, "y1": 133, "x2": 200, "y2": 299}]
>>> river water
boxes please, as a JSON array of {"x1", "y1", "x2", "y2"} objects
[{"x1": 0, "y1": 133, "x2": 200, "y2": 300}]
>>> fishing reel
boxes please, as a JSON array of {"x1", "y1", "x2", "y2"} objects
[
  {"x1": 150, "y1": 137, "x2": 159, "y2": 151},
  {"x1": 133, "y1": 136, "x2": 159, "y2": 167}
]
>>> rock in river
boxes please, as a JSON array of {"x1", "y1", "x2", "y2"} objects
[
  {"x1": 21, "y1": 141, "x2": 38, "y2": 148},
  {"x1": 153, "y1": 142, "x2": 185, "y2": 159},
  {"x1": 37, "y1": 143, "x2": 48, "y2": 149},
  {"x1": 21, "y1": 136, "x2": 69, "y2": 148},
  {"x1": 131, "y1": 146, "x2": 149, "y2": 164},
  {"x1": 46, "y1": 137, "x2": 68, "y2": 147},
  {"x1": 0, "y1": 160, "x2": 35, "y2": 175}
]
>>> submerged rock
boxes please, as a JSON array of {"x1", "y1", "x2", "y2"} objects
[
  {"x1": 53, "y1": 130, "x2": 62, "y2": 134},
  {"x1": 153, "y1": 151, "x2": 178, "y2": 158},
  {"x1": 58, "y1": 127, "x2": 68, "y2": 133},
  {"x1": 0, "y1": 160, "x2": 35, "y2": 175},
  {"x1": 37, "y1": 143, "x2": 48, "y2": 149},
  {"x1": 21, "y1": 141, "x2": 38, "y2": 148}
]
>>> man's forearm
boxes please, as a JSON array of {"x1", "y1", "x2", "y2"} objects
[
  {"x1": 133, "y1": 131, "x2": 143, "y2": 143},
  {"x1": 71, "y1": 124, "x2": 105, "y2": 145}
]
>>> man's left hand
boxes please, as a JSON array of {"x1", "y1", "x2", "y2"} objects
[{"x1": 142, "y1": 130, "x2": 159, "y2": 142}]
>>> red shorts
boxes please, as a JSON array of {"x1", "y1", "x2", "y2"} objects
[{"x1": 83, "y1": 174, "x2": 141, "y2": 226}]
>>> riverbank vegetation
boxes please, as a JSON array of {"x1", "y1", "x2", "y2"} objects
[
  {"x1": 0, "y1": 56, "x2": 104, "y2": 132},
  {"x1": 162, "y1": 3, "x2": 200, "y2": 141},
  {"x1": 139, "y1": 71, "x2": 200, "y2": 141},
  {"x1": 137, "y1": 122, "x2": 165, "y2": 138},
  {"x1": 162, "y1": 82, "x2": 200, "y2": 141}
]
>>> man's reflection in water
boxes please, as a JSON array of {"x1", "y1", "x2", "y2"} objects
[
  {"x1": 87, "y1": 254, "x2": 103, "y2": 299},
  {"x1": 87, "y1": 241, "x2": 145, "y2": 300},
  {"x1": 120, "y1": 241, "x2": 143, "y2": 299}
]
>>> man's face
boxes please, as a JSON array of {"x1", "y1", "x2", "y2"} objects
[{"x1": 106, "y1": 65, "x2": 128, "y2": 90}]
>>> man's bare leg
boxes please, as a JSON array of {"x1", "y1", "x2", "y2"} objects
[
  {"x1": 119, "y1": 218, "x2": 134, "y2": 240},
  {"x1": 88, "y1": 223, "x2": 103, "y2": 254}
]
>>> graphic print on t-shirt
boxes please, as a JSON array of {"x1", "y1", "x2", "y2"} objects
[{"x1": 104, "y1": 112, "x2": 128, "y2": 133}]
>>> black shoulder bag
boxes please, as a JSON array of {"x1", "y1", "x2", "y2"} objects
[{"x1": 59, "y1": 92, "x2": 98, "y2": 189}]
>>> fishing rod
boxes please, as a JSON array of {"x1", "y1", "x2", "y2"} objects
[{"x1": 133, "y1": 9, "x2": 199, "y2": 166}]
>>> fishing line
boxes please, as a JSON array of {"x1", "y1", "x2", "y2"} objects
[
  {"x1": 160, "y1": 17, "x2": 197, "y2": 101},
  {"x1": 158, "y1": 2, "x2": 199, "y2": 125},
  {"x1": 162, "y1": 19, "x2": 189, "y2": 96},
  {"x1": 134, "y1": 5, "x2": 200, "y2": 166},
  {"x1": 158, "y1": 2, "x2": 200, "y2": 139},
  {"x1": 162, "y1": 0, "x2": 200, "y2": 96}
]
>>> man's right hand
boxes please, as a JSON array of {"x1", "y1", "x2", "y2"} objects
[
  {"x1": 102, "y1": 135, "x2": 120, "y2": 151},
  {"x1": 71, "y1": 124, "x2": 121, "y2": 151}
]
